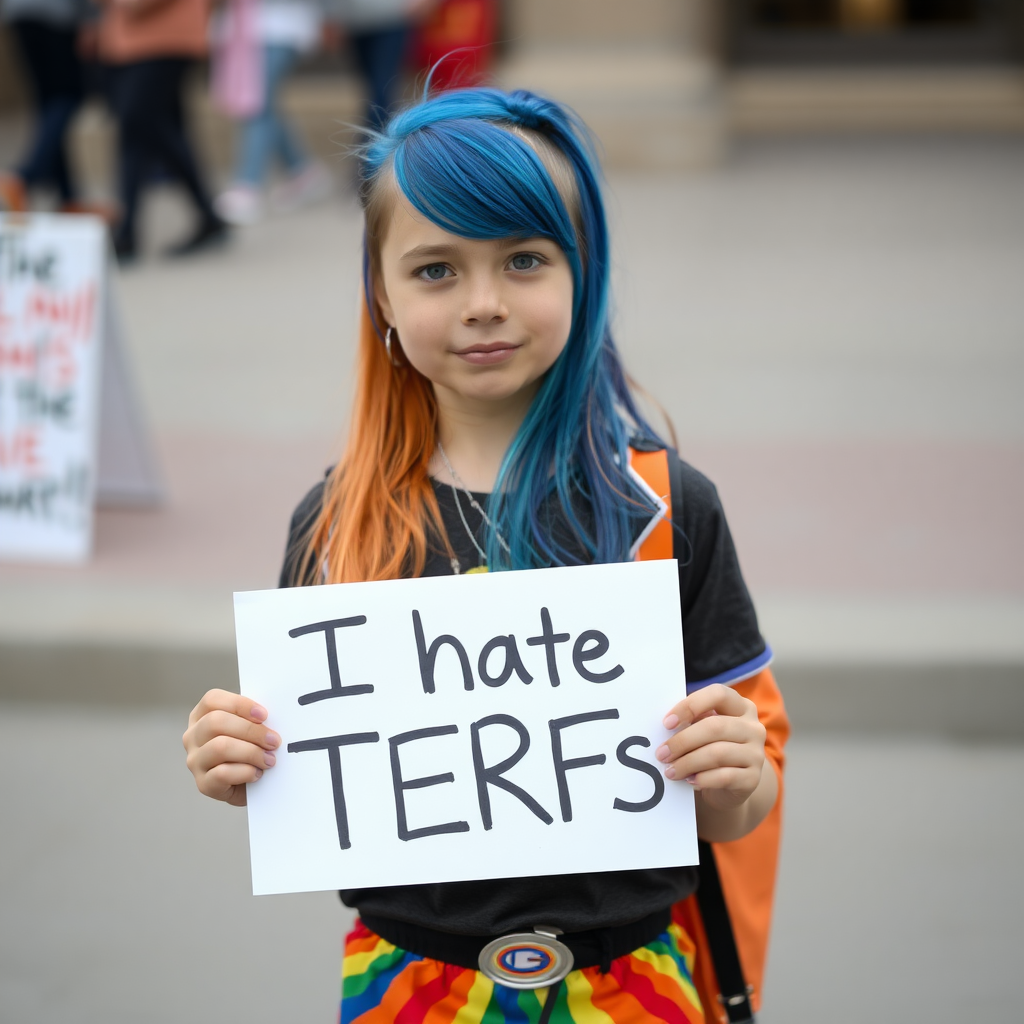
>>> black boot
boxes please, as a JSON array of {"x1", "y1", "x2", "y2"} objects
[
  {"x1": 164, "y1": 216, "x2": 230, "y2": 258},
  {"x1": 112, "y1": 226, "x2": 138, "y2": 266}
]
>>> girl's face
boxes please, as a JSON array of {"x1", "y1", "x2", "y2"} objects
[{"x1": 375, "y1": 195, "x2": 574, "y2": 418}]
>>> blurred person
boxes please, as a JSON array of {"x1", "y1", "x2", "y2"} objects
[
  {"x1": 211, "y1": 0, "x2": 334, "y2": 226},
  {"x1": 409, "y1": 0, "x2": 495, "y2": 92},
  {"x1": 183, "y1": 83, "x2": 787, "y2": 1024},
  {"x1": 0, "y1": 0, "x2": 91, "y2": 212},
  {"x1": 335, "y1": 0, "x2": 438, "y2": 136},
  {"x1": 97, "y1": 0, "x2": 228, "y2": 261}
]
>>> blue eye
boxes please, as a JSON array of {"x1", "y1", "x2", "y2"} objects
[
  {"x1": 510, "y1": 254, "x2": 540, "y2": 271},
  {"x1": 419, "y1": 264, "x2": 450, "y2": 281}
]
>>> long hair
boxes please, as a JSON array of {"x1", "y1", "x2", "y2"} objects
[{"x1": 305, "y1": 86, "x2": 663, "y2": 584}]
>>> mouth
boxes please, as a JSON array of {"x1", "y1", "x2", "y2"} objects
[{"x1": 455, "y1": 341, "x2": 521, "y2": 366}]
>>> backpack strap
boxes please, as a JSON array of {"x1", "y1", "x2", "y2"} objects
[
  {"x1": 695, "y1": 842, "x2": 756, "y2": 1023},
  {"x1": 629, "y1": 445, "x2": 756, "y2": 1024},
  {"x1": 630, "y1": 447, "x2": 673, "y2": 560}
]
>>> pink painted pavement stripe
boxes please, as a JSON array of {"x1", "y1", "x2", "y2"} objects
[
  {"x1": 683, "y1": 439, "x2": 1024, "y2": 595},
  {"x1": 2, "y1": 434, "x2": 1020, "y2": 599}
]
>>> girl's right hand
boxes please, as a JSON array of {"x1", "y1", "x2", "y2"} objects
[{"x1": 183, "y1": 689, "x2": 280, "y2": 807}]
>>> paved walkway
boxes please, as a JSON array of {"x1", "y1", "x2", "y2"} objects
[{"x1": 1, "y1": 130, "x2": 1022, "y2": 730}]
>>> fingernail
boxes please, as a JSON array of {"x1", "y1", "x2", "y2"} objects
[
  {"x1": 264, "y1": 751, "x2": 276, "y2": 767},
  {"x1": 664, "y1": 765, "x2": 676, "y2": 779},
  {"x1": 254, "y1": 768, "x2": 263, "y2": 780},
  {"x1": 663, "y1": 714, "x2": 679, "y2": 730},
  {"x1": 251, "y1": 704, "x2": 268, "y2": 722},
  {"x1": 655, "y1": 744, "x2": 670, "y2": 762},
  {"x1": 684, "y1": 774, "x2": 698, "y2": 785},
  {"x1": 265, "y1": 731, "x2": 281, "y2": 748}
]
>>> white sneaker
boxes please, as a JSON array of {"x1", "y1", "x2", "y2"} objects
[
  {"x1": 214, "y1": 184, "x2": 264, "y2": 226},
  {"x1": 269, "y1": 162, "x2": 334, "y2": 214}
]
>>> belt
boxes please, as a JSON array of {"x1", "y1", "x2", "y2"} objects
[{"x1": 360, "y1": 907, "x2": 671, "y2": 990}]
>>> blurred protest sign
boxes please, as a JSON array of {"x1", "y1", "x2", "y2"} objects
[
  {"x1": 235, "y1": 560, "x2": 696, "y2": 896},
  {"x1": 0, "y1": 214, "x2": 161, "y2": 563}
]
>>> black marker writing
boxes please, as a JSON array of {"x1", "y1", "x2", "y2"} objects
[
  {"x1": 471, "y1": 714, "x2": 553, "y2": 830},
  {"x1": 289, "y1": 616, "x2": 371, "y2": 704},
  {"x1": 389, "y1": 725, "x2": 471, "y2": 841},
  {"x1": 548, "y1": 709, "x2": 620, "y2": 822},
  {"x1": 413, "y1": 609, "x2": 474, "y2": 693},
  {"x1": 526, "y1": 607, "x2": 570, "y2": 686},
  {"x1": 287, "y1": 732, "x2": 380, "y2": 850},
  {"x1": 613, "y1": 736, "x2": 665, "y2": 813},
  {"x1": 572, "y1": 630, "x2": 624, "y2": 683},
  {"x1": 478, "y1": 635, "x2": 534, "y2": 687}
]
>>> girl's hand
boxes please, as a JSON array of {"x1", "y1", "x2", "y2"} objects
[
  {"x1": 183, "y1": 689, "x2": 280, "y2": 807},
  {"x1": 658, "y1": 683, "x2": 776, "y2": 842}
]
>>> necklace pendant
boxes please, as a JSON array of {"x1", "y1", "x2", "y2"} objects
[{"x1": 450, "y1": 557, "x2": 462, "y2": 575}]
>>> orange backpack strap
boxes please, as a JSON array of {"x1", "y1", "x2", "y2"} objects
[
  {"x1": 629, "y1": 446, "x2": 673, "y2": 561},
  {"x1": 630, "y1": 445, "x2": 789, "y2": 1024}
]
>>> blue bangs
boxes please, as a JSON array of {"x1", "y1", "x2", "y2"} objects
[
  {"x1": 395, "y1": 121, "x2": 579, "y2": 263},
  {"x1": 363, "y1": 88, "x2": 664, "y2": 570}
]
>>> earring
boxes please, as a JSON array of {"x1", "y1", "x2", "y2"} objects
[{"x1": 385, "y1": 326, "x2": 399, "y2": 366}]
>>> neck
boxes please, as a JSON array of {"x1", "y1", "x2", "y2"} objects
[{"x1": 430, "y1": 385, "x2": 537, "y2": 492}]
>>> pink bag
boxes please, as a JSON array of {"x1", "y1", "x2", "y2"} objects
[{"x1": 211, "y1": 0, "x2": 264, "y2": 119}]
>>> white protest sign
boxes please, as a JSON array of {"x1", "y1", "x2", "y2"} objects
[
  {"x1": 0, "y1": 214, "x2": 161, "y2": 563},
  {"x1": 235, "y1": 560, "x2": 697, "y2": 897}
]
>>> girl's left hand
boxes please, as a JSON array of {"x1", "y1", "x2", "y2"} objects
[{"x1": 657, "y1": 683, "x2": 766, "y2": 814}]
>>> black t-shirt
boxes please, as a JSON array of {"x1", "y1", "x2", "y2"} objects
[{"x1": 278, "y1": 452, "x2": 769, "y2": 936}]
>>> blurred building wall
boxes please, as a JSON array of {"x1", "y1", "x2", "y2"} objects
[
  {"x1": 3, "y1": 1, "x2": 1024, "y2": 184},
  {"x1": 727, "y1": 0, "x2": 1024, "y2": 134},
  {"x1": 497, "y1": 0, "x2": 726, "y2": 169}
]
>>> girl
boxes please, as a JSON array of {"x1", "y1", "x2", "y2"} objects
[{"x1": 184, "y1": 85, "x2": 787, "y2": 1023}]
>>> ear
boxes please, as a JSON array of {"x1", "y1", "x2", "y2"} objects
[{"x1": 374, "y1": 274, "x2": 395, "y2": 329}]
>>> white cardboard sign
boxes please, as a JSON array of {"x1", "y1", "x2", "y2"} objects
[
  {"x1": 234, "y1": 560, "x2": 698, "y2": 897},
  {"x1": 0, "y1": 214, "x2": 161, "y2": 564}
]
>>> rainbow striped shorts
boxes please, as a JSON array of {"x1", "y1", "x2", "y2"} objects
[{"x1": 341, "y1": 918, "x2": 705, "y2": 1023}]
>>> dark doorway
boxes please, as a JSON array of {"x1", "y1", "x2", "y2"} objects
[{"x1": 730, "y1": 0, "x2": 1023, "y2": 65}]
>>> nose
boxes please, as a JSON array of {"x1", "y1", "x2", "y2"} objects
[{"x1": 461, "y1": 274, "x2": 509, "y2": 326}]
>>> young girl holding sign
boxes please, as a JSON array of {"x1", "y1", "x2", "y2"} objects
[{"x1": 184, "y1": 84, "x2": 788, "y2": 1023}]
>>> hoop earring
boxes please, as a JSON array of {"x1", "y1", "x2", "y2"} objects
[{"x1": 384, "y1": 326, "x2": 400, "y2": 367}]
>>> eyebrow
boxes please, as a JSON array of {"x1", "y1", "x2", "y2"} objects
[
  {"x1": 399, "y1": 237, "x2": 551, "y2": 262},
  {"x1": 399, "y1": 243, "x2": 461, "y2": 262}
]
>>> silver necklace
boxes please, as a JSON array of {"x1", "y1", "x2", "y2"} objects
[{"x1": 436, "y1": 441, "x2": 511, "y2": 572}]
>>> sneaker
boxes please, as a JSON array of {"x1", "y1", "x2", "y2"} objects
[
  {"x1": 214, "y1": 184, "x2": 264, "y2": 226},
  {"x1": 269, "y1": 162, "x2": 333, "y2": 214},
  {"x1": 164, "y1": 217, "x2": 230, "y2": 259},
  {"x1": 0, "y1": 171, "x2": 28, "y2": 213}
]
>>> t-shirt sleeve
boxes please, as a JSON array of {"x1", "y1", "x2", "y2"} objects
[
  {"x1": 674, "y1": 456, "x2": 773, "y2": 691},
  {"x1": 277, "y1": 480, "x2": 325, "y2": 588}
]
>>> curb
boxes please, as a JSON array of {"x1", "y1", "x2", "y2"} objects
[{"x1": 2, "y1": 639, "x2": 1021, "y2": 739}]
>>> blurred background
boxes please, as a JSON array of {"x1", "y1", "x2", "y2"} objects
[{"x1": 1, "y1": 1, "x2": 1022, "y2": 1022}]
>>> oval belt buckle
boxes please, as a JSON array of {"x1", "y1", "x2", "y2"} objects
[{"x1": 478, "y1": 925, "x2": 574, "y2": 990}]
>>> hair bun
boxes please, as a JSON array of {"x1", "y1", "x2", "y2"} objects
[{"x1": 504, "y1": 90, "x2": 556, "y2": 132}]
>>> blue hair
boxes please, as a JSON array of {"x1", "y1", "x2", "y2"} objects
[{"x1": 361, "y1": 87, "x2": 664, "y2": 569}]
